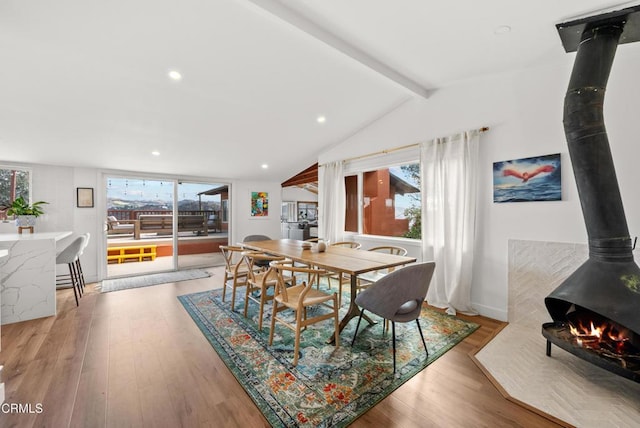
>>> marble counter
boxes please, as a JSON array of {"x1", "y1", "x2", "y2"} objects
[{"x1": 0, "y1": 231, "x2": 72, "y2": 324}]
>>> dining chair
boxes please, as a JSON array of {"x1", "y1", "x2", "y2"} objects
[
  {"x1": 351, "y1": 262, "x2": 436, "y2": 372},
  {"x1": 357, "y1": 245, "x2": 408, "y2": 290},
  {"x1": 243, "y1": 234, "x2": 271, "y2": 243},
  {"x1": 242, "y1": 252, "x2": 292, "y2": 330},
  {"x1": 220, "y1": 245, "x2": 251, "y2": 309},
  {"x1": 268, "y1": 262, "x2": 340, "y2": 366},
  {"x1": 326, "y1": 241, "x2": 362, "y2": 305},
  {"x1": 55, "y1": 236, "x2": 87, "y2": 306},
  {"x1": 243, "y1": 235, "x2": 273, "y2": 267}
]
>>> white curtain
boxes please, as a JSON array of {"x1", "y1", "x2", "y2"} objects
[
  {"x1": 319, "y1": 161, "x2": 345, "y2": 243},
  {"x1": 421, "y1": 130, "x2": 480, "y2": 316}
]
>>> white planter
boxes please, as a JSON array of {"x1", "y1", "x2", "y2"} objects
[{"x1": 15, "y1": 215, "x2": 37, "y2": 228}]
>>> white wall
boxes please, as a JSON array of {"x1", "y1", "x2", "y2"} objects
[
  {"x1": 231, "y1": 180, "x2": 284, "y2": 244},
  {"x1": 319, "y1": 46, "x2": 640, "y2": 321},
  {"x1": 1, "y1": 162, "x2": 282, "y2": 283},
  {"x1": 281, "y1": 186, "x2": 317, "y2": 203}
]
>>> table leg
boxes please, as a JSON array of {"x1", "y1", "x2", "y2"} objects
[{"x1": 327, "y1": 274, "x2": 374, "y2": 344}]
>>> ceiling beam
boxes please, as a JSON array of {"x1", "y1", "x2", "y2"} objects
[
  {"x1": 282, "y1": 163, "x2": 318, "y2": 187},
  {"x1": 245, "y1": 0, "x2": 431, "y2": 99}
]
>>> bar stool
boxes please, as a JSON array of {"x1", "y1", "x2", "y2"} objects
[
  {"x1": 56, "y1": 236, "x2": 86, "y2": 306},
  {"x1": 76, "y1": 233, "x2": 90, "y2": 293}
]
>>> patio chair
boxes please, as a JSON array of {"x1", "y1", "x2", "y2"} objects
[
  {"x1": 106, "y1": 216, "x2": 140, "y2": 239},
  {"x1": 351, "y1": 262, "x2": 435, "y2": 372}
]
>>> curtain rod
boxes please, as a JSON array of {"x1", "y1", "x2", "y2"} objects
[{"x1": 320, "y1": 126, "x2": 489, "y2": 167}]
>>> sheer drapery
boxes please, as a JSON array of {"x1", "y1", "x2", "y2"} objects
[
  {"x1": 319, "y1": 161, "x2": 345, "y2": 243},
  {"x1": 421, "y1": 130, "x2": 479, "y2": 316}
]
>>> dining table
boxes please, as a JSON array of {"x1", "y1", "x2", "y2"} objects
[{"x1": 241, "y1": 238, "x2": 417, "y2": 342}]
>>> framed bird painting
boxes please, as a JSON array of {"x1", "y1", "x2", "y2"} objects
[{"x1": 493, "y1": 153, "x2": 561, "y2": 202}]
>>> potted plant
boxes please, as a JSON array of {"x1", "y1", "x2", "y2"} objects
[{"x1": 6, "y1": 196, "x2": 48, "y2": 229}]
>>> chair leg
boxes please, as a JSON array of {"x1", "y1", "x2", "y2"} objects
[
  {"x1": 71, "y1": 261, "x2": 82, "y2": 297},
  {"x1": 350, "y1": 308, "x2": 365, "y2": 346},
  {"x1": 392, "y1": 321, "x2": 397, "y2": 373},
  {"x1": 76, "y1": 259, "x2": 86, "y2": 291},
  {"x1": 268, "y1": 300, "x2": 278, "y2": 346},
  {"x1": 67, "y1": 264, "x2": 79, "y2": 306},
  {"x1": 416, "y1": 319, "x2": 429, "y2": 359},
  {"x1": 293, "y1": 309, "x2": 303, "y2": 366},
  {"x1": 257, "y1": 287, "x2": 267, "y2": 331},
  {"x1": 333, "y1": 294, "x2": 340, "y2": 347},
  {"x1": 243, "y1": 283, "x2": 251, "y2": 318},
  {"x1": 222, "y1": 273, "x2": 228, "y2": 302},
  {"x1": 230, "y1": 277, "x2": 238, "y2": 311}
]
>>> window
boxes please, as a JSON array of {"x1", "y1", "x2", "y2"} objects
[
  {"x1": 0, "y1": 167, "x2": 31, "y2": 219},
  {"x1": 297, "y1": 201, "x2": 317, "y2": 221},
  {"x1": 222, "y1": 199, "x2": 229, "y2": 223},
  {"x1": 344, "y1": 162, "x2": 421, "y2": 239}
]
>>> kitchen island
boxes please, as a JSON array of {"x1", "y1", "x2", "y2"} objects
[{"x1": 0, "y1": 231, "x2": 72, "y2": 324}]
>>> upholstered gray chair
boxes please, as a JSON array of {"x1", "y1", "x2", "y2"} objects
[
  {"x1": 243, "y1": 234, "x2": 271, "y2": 243},
  {"x1": 351, "y1": 261, "x2": 436, "y2": 372},
  {"x1": 243, "y1": 235, "x2": 272, "y2": 267}
]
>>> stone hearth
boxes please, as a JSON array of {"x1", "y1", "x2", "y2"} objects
[{"x1": 474, "y1": 239, "x2": 640, "y2": 427}]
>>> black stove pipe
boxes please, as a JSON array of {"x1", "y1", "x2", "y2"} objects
[
  {"x1": 564, "y1": 23, "x2": 631, "y2": 261},
  {"x1": 545, "y1": 18, "x2": 640, "y2": 336}
]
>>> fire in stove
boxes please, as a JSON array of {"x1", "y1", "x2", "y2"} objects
[
  {"x1": 568, "y1": 312, "x2": 639, "y2": 363},
  {"x1": 543, "y1": 308, "x2": 640, "y2": 382}
]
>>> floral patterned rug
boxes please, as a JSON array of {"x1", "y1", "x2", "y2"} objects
[{"x1": 178, "y1": 287, "x2": 479, "y2": 427}]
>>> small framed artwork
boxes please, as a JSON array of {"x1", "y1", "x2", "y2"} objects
[
  {"x1": 77, "y1": 187, "x2": 94, "y2": 208},
  {"x1": 493, "y1": 153, "x2": 561, "y2": 203},
  {"x1": 250, "y1": 191, "x2": 269, "y2": 217}
]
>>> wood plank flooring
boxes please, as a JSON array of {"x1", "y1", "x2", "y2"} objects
[{"x1": 0, "y1": 267, "x2": 564, "y2": 427}]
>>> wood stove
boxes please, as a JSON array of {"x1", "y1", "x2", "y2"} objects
[{"x1": 543, "y1": 5, "x2": 640, "y2": 383}]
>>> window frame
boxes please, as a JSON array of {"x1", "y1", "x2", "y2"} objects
[
  {"x1": 0, "y1": 165, "x2": 33, "y2": 219},
  {"x1": 343, "y1": 148, "x2": 421, "y2": 240}
]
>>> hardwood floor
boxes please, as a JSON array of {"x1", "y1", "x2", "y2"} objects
[{"x1": 0, "y1": 267, "x2": 564, "y2": 427}]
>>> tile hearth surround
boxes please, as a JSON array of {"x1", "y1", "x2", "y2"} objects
[{"x1": 475, "y1": 240, "x2": 640, "y2": 428}]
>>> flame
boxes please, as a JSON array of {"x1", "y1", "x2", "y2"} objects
[{"x1": 568, "y1": 317, "x2": 633, "y2": 355}]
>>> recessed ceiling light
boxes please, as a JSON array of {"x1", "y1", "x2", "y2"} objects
[
  {"x1": 316, "y1": 115, "x2": 326, "y2": 124},
  {"x1": 168, "y1": 70, "x2": 182, "y2": 81},
  {"x1": 151, "y1": 151, "x2": 160, "y2": 156},
  {"x1": 494, "y1": 25, "x2": 511, "y2": 35},
  {"x1": 261, "y1": 164, "x2": 268, "y2": 169}
]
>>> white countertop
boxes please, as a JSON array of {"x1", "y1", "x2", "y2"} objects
[
  {"x1": 0, "y1": 231, "x2": 73, "y2": 242},
  {"x1": 0, "y1": 249, "x2": 7, "y2": 258}
]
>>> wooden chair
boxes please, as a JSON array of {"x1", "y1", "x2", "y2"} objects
[
  {"x1": 351, "y1": 262, "x2": 435, "y2": 372},
  {"x1": 242, "y1": 251, "x2": 292, "y2": 330},
  {"x1": 220, "y1": 245, "x2": 251, "y2": 310},
  {"x1": 268, "y1": 262, "x2": 340, "y2": 366},
  {"x1": 326, "y1": 241, "x2": 362, "y2": 305},
  {"x1": 358, "y1": 246, "x2": 408, "y2": 289}
]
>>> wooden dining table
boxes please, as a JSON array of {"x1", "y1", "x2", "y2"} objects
[{"x1": 241, "y1": 238, "x2": 417, "y2": 342}]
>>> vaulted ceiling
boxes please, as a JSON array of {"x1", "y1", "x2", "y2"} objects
[{"x1": 1, "y1": 0, "x2": 635, "y2": 183}]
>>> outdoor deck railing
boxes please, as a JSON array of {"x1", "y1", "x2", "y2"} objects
[{"x1": 108, "y1": 209, "x2": 218, "y2": 221}]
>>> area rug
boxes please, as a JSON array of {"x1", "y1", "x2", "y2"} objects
[
  {"x1": 100, "y1": 269, "x2": 211, "y2": 293},
  {"x1": 178, "y1": 287, "x2": 479, "y2": 427}
]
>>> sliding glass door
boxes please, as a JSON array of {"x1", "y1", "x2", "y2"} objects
[
  {"x1": 105, "y1": 175, "x2": 229, "y2": 278},
  {"x1": 176, "y1": 181, "x2": 228, "y2": 270}
]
